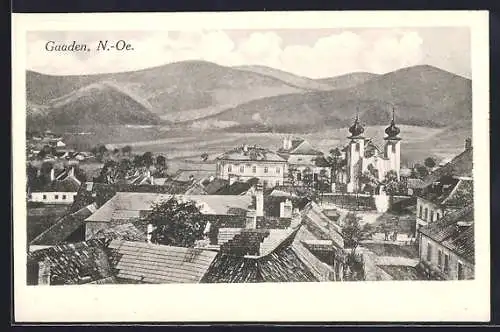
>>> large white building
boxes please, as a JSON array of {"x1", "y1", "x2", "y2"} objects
[
  {"x1": 215, "y1": 145, "x2": 287, "y2": 188},
  {"x1": 344, "y1": 111, "x2": 402, "y2": 193}
]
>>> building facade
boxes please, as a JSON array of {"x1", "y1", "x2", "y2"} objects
[
  {"x1": 343, "y1": 111, "x2": 402, "y2": 193},
  {"x1": 215, "y1": 145, "x2": 287, "y2": 188},
  {"x1": 417, "y1": 204, "x2": 474, "y2": 280}
]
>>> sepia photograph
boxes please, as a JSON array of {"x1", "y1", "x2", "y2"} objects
[{"x1": 12, "y1": 11, "x2": 490, "y2": 322}]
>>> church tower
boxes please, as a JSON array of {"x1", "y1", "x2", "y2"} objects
[
  {"x1": 383, "y1": 107, "x2": 402, "y2": 180},
  {"x1": 346, "y1": 113, "x2": 365, "y2": 193}
]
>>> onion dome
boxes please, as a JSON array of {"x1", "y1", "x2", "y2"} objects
[
  {"x1": 348, "y1": 114, "x2": 364, "y2": 137},
  {"x1": 385, "y1": 108, "x2": 401, "y2": 139}
]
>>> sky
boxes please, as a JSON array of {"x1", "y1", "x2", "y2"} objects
[{"x1": 26, "y1": 27, "x2": 471, "y2": 79}]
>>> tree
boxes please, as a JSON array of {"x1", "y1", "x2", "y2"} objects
[
  {"x1": 200, "y1": 153, "x2": 209, "y2": 162},
  {"x1": 145, "y1": 197, "x2": 207, "y2": 247},
  {"x1": 142, "y1": 152, "x2": 154, "y2": 168},
  {"x1": 156, "y1": 155, "x2": 167, "y2": 168},
  {"x1": 342, "y1": 213, "x2": 363, "y2": 253},
  {"x1": 26, "y1": 164, "x2": 38, "y2": 188},
  {"x1": 424, "y1": 157, "x2": 436, "y2": 169},
  {"x1": 302, "y1": 167, "x2": 313, "y2": 189},
  {"x1": 121, "y1": 145, "x2": 132, "y2": 155},
  {"x1": 412, "y1": 163, "x2": 429, "y2": 179},
  {"x1": 382, "y1": 170, "x2": 402, "y2": 196},
  {"x1": 326, "y1": 148, "x2": 346, "y2": 186}
]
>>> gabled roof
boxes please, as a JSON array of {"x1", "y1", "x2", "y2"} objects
[
  {"x1": 300, "y1": 202, "x2": 344, "y2": 249},
  {"x1": 35, "y1": 175, "x2": 82, "y2": 193},
  {"x1": 27, "y1": 238, "x2": 113, "y2": 285},
  {"x1": 85, "y1": 192, "x2": 253, "y2": 223},
  {"x1": 90, "y1": 221, "x2": 148, "y2": 242},
  {"x1": 107, "y1": 240, "x2": 218, "y2": 284},
  {"x1": 201, "y1": 226, "x2": 327, "y2": 283},
  {"x1": 217, "y1": 146, "x2": 286, "y2": 162},
  {"x1": 280, "y1": 139, "x2": 323, "y2": 156},
  {"x1": 215, "y1": 178, "x2": 259, "y2": 195},
  {"x1": 422, "y1": 147, "x2": 473, "y2": 187},
  {"x1": 419, "y1": 204, "x2": 474, "y2": 264},
  {"x1": 418, "y1": 177, "x2": 473, "y2": 206},
  {"x1": 30, "y1": 203, "x2": 97, "y2": 246}
]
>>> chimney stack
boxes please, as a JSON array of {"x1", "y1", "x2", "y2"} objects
[
  {"x1": 280, "y1": 199, "x2": 293, "y2": 219},
  {"x1": 147, "y1": 223, "x2": 154, "y2": 243},
  {"x1": 465, "y1": 138, "x2": 472, "y2": 151},
  {"x1": 255, "y1": 183, "x2": 264, "y2": 217},
  {"x1": 38, "y1": 258, "x2": 51, "y2": 285},
  {"x1": 50, "y1": 168, "x2": 55, "y2": 182}
]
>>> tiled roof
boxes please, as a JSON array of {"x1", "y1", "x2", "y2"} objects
[
  {"x1": 216, "y1": 146, "x2": 286, "y2": 162},
  {"x1": 30, "y1": 203, "x2": 97, "y2": 245},
  {"x1": 406, "y1": 178, "x2": 426, "y2": 189},
  {"x1": 217, "y1": 228, "x2": 244, "y2": 245},
  {"x1": 90, "y1": 221, "x2": 148, "y2": 242},
  {"x1": 419, "y1": 204, "x2": 474, "y2": 264},
  {"x1": 417, "y1": 176, "x2": 461, "y2": 204},
  {"x1": 300, "y1": 202, "x2": 345, "y2": 249},
  {"x1": 36, "y1": 176, "x2": 82, "y2": 193},
  {"x1": 107, "y1": 240, "x2": 218, "y2": 284},
  {"x1": 203, "y1": 178, "x2": 229, "y2": 195},
  {"x1": 215, "y1": 178, "x2": 259, "y2": 195},
  {"x1": 173, "y1": 169, "x2": 214, "y2": 182},
  {"x1": 85, "y1": 192, "x2": 253, "y2": 223},
  {"x1": 27, "y1": 239, "x2": 113, "y2": 285},
  {"x1": 202, "y1": 226, "x2": 331, "y2": 283},
  {"x1": 422, "y1": 148, "x2": 473, "y2": 186}
]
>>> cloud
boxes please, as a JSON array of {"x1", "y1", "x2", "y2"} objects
[{"x1": 26, "y1": 29, "x2": 446, "y2": 78}]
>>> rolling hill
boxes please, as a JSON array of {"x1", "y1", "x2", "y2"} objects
[
  {"x1": 189, "y1": 65, "x2": 472, "y2": 132},
  {"x1": 26, "y1": 60, "x2": 311, "y2": 127},
  {"x1": 315, "y1": 72, "x2": 379, "y2": 89},
  {"x1": 235, "y1": 65, "x2": 334, "y2": 91}
]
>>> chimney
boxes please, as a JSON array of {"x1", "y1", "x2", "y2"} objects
[
  {"x1": 38, "y1": 258, "x2": 51, "y2": 285},
  {"x1": 280, "y1": 199, "x2": 293, "y2": 219},
  {"x1": 465, "y1": 138, "x2": 472, "y2": 151},
  {"x1": 255, "y1": 183, "x2": 264, "y2": 217},
  {"x1": 147, "y1": 223, "x2": 154, "y2": 243},
  {"x1": 246, "y1": 210, "x2": 257, "y2": 229},
  {"x1": 243, "y1": 144, "x2": 248, "y2": 152},
  {"x1": 50, "y1": 168, "x2": 55, "y2": 182}
]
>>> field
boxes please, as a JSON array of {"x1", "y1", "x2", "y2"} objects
[{"x1": 77, "y1": 124, "x2": 464, "y2": 168}]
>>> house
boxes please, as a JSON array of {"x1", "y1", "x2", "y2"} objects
[
  {"x1": 29, "y1": 167, "x2": 82, "y2": 204},
  {"x1": 339, "y1": 111, "x2": 402, "y2": 193},
  {"x1": 27, "y1": 238, "x2": 115, "y2": 285},
  {"x1": 83, "y1": 192, "x2": 255, "y2": 240},
  {"x1": 277, "y1": 137, "x2": 331, "y2": 188},
  {"x1": 201, "y1": 225, "x2": 341, "y2": 283},
  {"x1": 417, "y1": 204, "x2": 474, "y2": 280},
  {"x1": 215, "y1": 144, "x2": 287, "y2": 188},
  {"x1": 415, "y1": 141, "x2": 473, "y2": 235}
]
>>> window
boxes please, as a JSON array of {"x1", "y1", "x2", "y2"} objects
[
  {"x1": 252, "y1": 166, "x2": 256, "y2": 173},
  {"x1": 419, "y1": 205, "x2": 423, "y2": 218},
  {"x1": 239, "y1": 166, "x2": 245, "y2": 173},
  {"x1": 42, "y1": 194, "x2": 47, "y2": 200},
  {"x1": 430, "y1": 211, "x2": 435, "y2": 222},
  {"x1": 263, "y1": 180, "x2": 268, "y2": 188},
  {"x1": 436, "y1": 212, "x2": 440, "y2": 220},
  {"x1": 458, "y1": 262, "x2": 465, "y2": 280},
  {"x1": 437, "y1": 250, "x2": 442, "y2": 268},
  {"x1": 356, "y1": 143, "x2": 360, "y2": 151},
  {"x1": 228, "y1": 165, "x2": 232, "y2": 172},
  {"x1": 264, "y1": 167, "x2": 268, "y2": 173},
  {"x1": 54, "y1": 195, "x2": 59, "y2": 200},
  {"x1": 276, "y1": 180, "x2": 280, "y2": 186},
  {"x1": 73, "y1": 195, "x2": 77, "y2": 200},
  {"x1": 426, "y1": 243, "x2": 432, "y2": 262},
  {"x1": 424, "y1": 208, "x2": 428, "y2": 221},
  {"x1": 276, "y1": 167, "x2": 280, "y2": 174},
  {"x1": 444, "y1": 254, "x2": 450, "y2": 274},
  {"x1": 392, "y1": 144, "x2": 396, "y2": 153},
  {"x1": 297, "y1": 172, "x2": 302, "y2": 181},
  {"x1": 62, "y1": 195, "x2": 66, "y2": 200}
]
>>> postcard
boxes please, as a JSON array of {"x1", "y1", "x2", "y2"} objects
[{"x1": 12, "y1": 11, "x2": 490, "y2": 323}]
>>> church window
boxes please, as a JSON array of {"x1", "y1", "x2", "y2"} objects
[
  {"x1": 430, "y1": 211, "x2": 434, "y2": 222},
  {"x1": 228, "y1": 165, "x2": 232, "y2": 172},
  {"x1": 392, "y1": 144, "x2": 396, "y2": 153},
  {"x1": 356, "y1": 143, "x2": 360, "y2": 152},
  {"x1": 424, "y1": 208, "x2": 429, "y2": 221},
  {"x1": 419, "y1": 205, "x2": 423, "y2": 218}
]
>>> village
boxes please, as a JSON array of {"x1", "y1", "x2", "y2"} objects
[{"x1": 25, "y1": 112, "x2": 474, "y2": 285}]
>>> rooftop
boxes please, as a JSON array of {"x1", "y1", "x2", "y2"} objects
[
  {"x1": 107, "y1": 240, "x2": 219, "y2": 284},
  {"x1": 217, "y1": 145, "x2": 286, "y2": 163},
  {"x1": 422, "y1": 147, "x2": 473, "y2": 187},
  {"x1": 85, "y1": 192, "x2": 254, "y2": 223},
  {"x1": 419, "y1": 204, "x2": 474, "y2": 264}
]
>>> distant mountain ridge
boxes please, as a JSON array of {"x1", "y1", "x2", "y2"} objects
[
  {"x1": 189, "y1": 64, "x2": 472, "y2": 132},
  {"x1": 26, "y1": 61, "x2": 471, "y2": 133}
]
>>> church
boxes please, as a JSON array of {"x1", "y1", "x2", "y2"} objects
[{"x1": 343, "y1": 110, "x2": 402, "y2": 193}]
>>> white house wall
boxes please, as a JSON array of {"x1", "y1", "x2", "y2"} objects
[{"x1": 30, "y1": 192, "x2": 77, "y2": 204}]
